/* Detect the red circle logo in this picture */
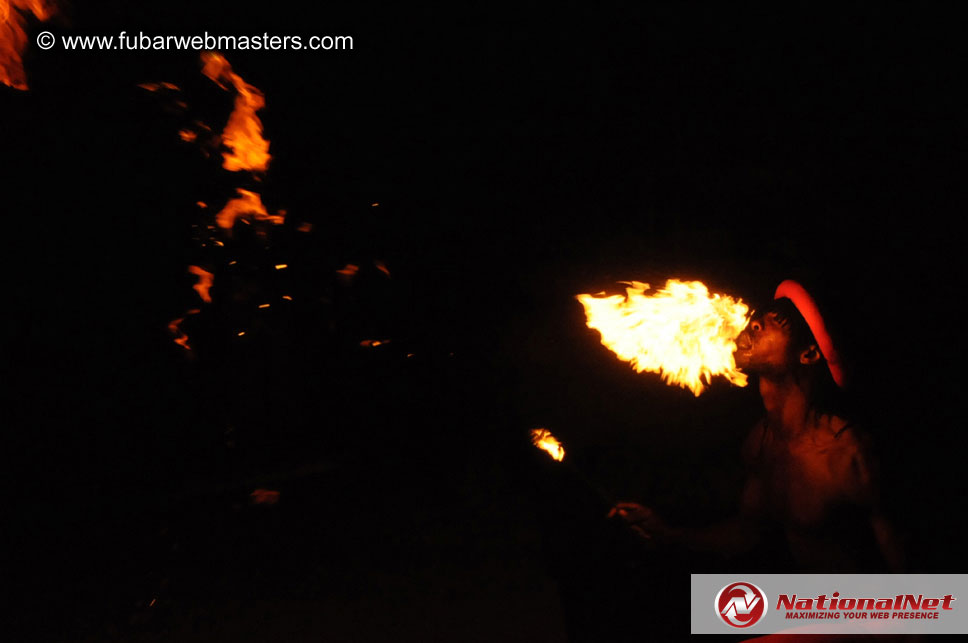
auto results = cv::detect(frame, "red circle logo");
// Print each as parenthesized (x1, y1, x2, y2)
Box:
(715, 582, 768, 628)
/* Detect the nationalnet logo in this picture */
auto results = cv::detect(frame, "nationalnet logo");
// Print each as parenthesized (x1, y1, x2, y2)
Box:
(716, 582, 768, 628)
(694, 575, 966, 635)
(776, 591, 955, 621)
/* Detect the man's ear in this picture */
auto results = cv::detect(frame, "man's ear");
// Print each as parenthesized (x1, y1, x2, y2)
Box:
(799, 344, 822, 365)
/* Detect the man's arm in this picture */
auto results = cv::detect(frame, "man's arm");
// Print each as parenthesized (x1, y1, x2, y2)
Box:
(611, 421, 767, 556)
(611, 475, 763, 556)
(849, 440, 906, 572)
(671, 472, 764, 556)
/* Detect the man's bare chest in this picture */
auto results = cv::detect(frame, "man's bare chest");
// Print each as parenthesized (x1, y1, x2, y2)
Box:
(759, 435, 857, 526)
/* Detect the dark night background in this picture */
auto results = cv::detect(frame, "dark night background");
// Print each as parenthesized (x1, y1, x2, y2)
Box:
(5, 3, 964, 641)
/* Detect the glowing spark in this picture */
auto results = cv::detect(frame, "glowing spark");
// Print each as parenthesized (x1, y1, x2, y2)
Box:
(138, 81, 179, 93)
(274, 263, 288, 270)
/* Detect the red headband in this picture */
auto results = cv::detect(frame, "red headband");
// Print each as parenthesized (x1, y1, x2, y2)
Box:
(774, 280, 846, 388)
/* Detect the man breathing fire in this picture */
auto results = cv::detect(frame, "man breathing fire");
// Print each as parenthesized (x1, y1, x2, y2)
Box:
(610, 280, 904, 572)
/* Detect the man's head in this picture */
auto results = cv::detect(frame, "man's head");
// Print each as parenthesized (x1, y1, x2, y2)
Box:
(734, 278, 847, 407)
(734, 297, 823, 378)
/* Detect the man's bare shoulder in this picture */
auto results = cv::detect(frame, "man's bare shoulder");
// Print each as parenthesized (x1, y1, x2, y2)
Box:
(822, 415, 874, 455)
(819, 416, 880, 502)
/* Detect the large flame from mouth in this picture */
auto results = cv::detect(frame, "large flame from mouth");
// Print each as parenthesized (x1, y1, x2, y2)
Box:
(1, 0, 53, 90)
(577, 279, 750, 396)
(531, 428, 565, 462)
(201, 51, 271, 173)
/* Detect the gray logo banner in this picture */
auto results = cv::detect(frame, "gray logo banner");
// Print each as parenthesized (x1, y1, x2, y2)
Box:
(692, 574, 968, 635)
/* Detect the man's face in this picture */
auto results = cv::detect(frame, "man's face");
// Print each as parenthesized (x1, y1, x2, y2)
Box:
(734, 309, 800, 375)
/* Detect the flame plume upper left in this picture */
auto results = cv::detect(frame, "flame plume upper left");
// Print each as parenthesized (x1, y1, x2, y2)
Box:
(1, 0, 53, 90)
(201, 52, 271, 173)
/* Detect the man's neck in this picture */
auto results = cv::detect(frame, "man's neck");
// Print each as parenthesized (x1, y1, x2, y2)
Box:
(759, 373, 814, 437)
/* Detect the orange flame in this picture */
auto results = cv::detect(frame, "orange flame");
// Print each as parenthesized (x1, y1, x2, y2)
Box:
(164, 54, 284, 361)
(576, 279, 750, 396)
(215, 188, 284, 229)
(138, 81, 180, 92)
(168, 309, 200, 350)
(200, 52, 271, 173)
(188, 265, 213, 303)
(531, 428, 565, 461)
(1, 0, 53, 90)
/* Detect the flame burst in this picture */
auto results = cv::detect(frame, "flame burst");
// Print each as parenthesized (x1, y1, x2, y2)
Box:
(215, 188, 284, 229)
(151, 53, 287, 355)
(168, 309, 200, 350)
(1, 0, 53, 90)
(531, 428, 565, 462)
(577, 279, 750, 396)
(188, 265, 214, 303)
(201, 52, 270, 173)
